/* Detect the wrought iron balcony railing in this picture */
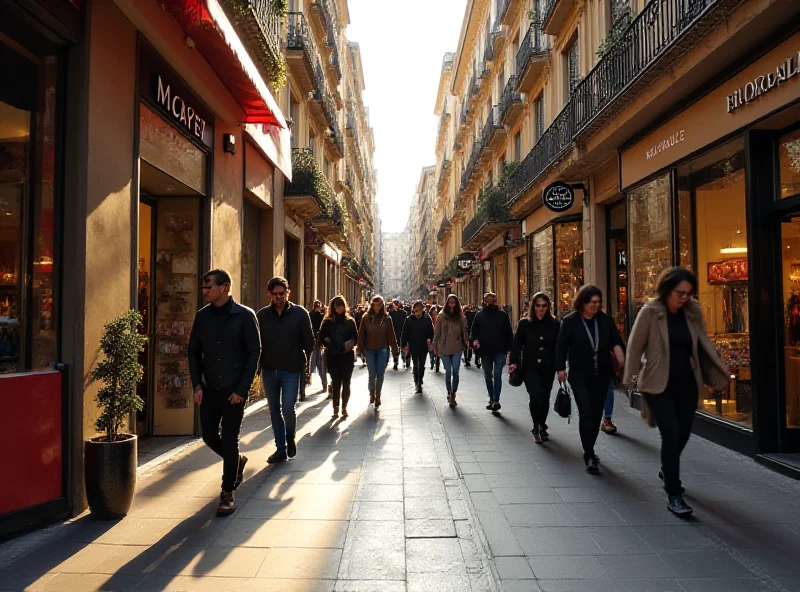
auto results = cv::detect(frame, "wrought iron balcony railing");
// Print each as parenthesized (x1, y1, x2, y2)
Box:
(437, 216, 452, 242)
(462, 186, 516, 249)
(480, 106, 502, 149)
(460, 141, 482, 192)
(437, 159, 451, 192)
(287, 12, 317, 55)
(499, 75, 521, 122)
(516, 20, 547, 77)
(221, 0, 283, 86)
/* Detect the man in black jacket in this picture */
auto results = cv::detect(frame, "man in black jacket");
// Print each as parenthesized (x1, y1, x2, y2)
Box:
(308, 300, 328, 393)
(388, 300, 408, 371)
(189, 269, 261, 516)
(470, 292, 514, 411)
(401, 301, 434, 393)
(464, 304, 477, 367)
(256, 277, 314, 464)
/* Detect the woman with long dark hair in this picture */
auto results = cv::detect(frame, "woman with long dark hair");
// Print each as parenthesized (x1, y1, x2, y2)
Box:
(624, 267, 729, 516)
(317, 295, 357, 419)
(509, 292, 561, 443)
(357, 295, 399, 410)
(556, 285, 625, 474)
(435, 294, 469, 408)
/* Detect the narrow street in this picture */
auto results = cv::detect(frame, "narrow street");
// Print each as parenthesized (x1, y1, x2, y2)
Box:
(2, 362, 800, 591)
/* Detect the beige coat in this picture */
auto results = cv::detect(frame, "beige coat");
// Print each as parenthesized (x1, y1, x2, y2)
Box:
(624, 298, 730, 396)
(434, 313, 468, 356)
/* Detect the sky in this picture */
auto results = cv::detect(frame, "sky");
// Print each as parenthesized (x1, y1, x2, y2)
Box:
(347, 0, 468, 233)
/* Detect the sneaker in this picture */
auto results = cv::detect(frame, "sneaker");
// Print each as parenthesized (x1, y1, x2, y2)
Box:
(492, 402, 501, 411)
(667, 494, 693, 516)
(369, 393, 376, 405)
(287, 439, 297, 459)
(585, 456, 600, 474)
(332, 407, 339, 418)
(601, 418, 618, 435)
(267, 449, 288, 464)
(216, 491, 236, 516)
(532, 426, 543, 444)
(234, 455, 248, 490)
(449, 393, 457, 408)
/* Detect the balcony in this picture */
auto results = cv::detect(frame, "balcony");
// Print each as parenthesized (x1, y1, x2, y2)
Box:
(516, 21, 549, 93)
(308, 0, 335, 51)
(497, 0, 520, 26)
(499, 76, 523, 127)
(460, 142, 482, 192)
(462, 186, 517, 251)
(309, 75, 342, 158)
(541, 0, 579, 36)
(437, 159, 451, 194)
(480, 35, 495, 79)
(286, 12, 321, 96)
(284, 148, 327, 220)
(481, 106, 506, 154)
(437, 216, 451, 243)
(436, 109, 451, 153)
(220, 0, 284, 88)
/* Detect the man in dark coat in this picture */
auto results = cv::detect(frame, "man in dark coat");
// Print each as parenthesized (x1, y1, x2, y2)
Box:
(401, 301, 434, 393)
(470, 292, 514, 411)
(388, 299, 409, 371)
(464, 304, 477, 367)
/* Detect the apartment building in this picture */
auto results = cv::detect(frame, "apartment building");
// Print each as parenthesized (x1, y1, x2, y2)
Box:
(380, 229, 413, 300)
(408, 166, 438, 300)
(430, 0, 800, 465)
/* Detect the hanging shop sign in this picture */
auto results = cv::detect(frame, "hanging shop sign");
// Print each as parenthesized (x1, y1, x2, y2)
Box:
(457, 252, 477, 270)
(436, 279, 451, 288)
(542, 182, 575, 212)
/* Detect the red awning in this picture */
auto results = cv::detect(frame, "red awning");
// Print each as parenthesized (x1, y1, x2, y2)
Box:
(160, 0, 286, 128)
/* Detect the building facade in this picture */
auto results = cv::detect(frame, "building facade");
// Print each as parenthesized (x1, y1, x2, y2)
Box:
(429, 0, 800, 465)
(380, 228, 413, 300)
(0, 0, 377, 537)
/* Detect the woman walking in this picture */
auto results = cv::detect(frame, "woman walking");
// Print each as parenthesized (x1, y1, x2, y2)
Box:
(401, 301, 434, 393)
(556, 285, 625, 474)
(429, 305, 441, 372)
(509, 292, 561, 443)
(435, 295, 469, 408)
(317, 296, 358, 419)
(357, 295, 399, 410)
(624, 267, 729, 516)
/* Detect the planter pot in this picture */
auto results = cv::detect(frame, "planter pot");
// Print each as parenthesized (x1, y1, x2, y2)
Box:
(84, 434, 137, 519)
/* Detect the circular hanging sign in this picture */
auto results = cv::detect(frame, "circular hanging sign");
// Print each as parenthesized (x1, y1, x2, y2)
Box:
(542, 181, 575, 212)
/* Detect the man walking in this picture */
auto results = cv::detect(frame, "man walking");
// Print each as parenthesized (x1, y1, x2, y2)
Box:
(401, 300, 434, 393)
(189, 269, 261, 516)
(257, 277, 314, 463)
(309, 300, 328, 395)
(470, 292, 513, 411)
(389, 299, 408, 371)
(464, 304, 477, 368)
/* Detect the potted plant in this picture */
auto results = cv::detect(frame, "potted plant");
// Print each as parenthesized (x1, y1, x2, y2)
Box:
(84, 310, 147, 519)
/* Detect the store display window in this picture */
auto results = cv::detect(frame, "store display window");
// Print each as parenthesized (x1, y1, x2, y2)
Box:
(554, 223, 584, 318)
(677, 137, 751, 427)
(781, 219, 800, 428)
(530, 228, 554, 306)
(778, 128, 800, 199)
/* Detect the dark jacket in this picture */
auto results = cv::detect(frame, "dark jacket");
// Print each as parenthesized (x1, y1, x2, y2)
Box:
(316, 314, 358, 357)
(357, 314, 399, 353)
(354, 309, 364, 329)
(401, 313, 434, 355)
(256, 301, 314, 373)
(470, 306, 513, 357)
(309, 309, 324, 337)
(555, 310, 624, 378)
(465, 310, 477, 332)
(188, 299, 261, 397)
(510, 316, 561, 373)
(389, 308, 407, 339)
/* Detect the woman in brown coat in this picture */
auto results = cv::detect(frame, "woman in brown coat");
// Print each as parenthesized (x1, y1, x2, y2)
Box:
(357, 295, 399, 409)
(624, 267, 729, 517)
(434, 295, 469, 408)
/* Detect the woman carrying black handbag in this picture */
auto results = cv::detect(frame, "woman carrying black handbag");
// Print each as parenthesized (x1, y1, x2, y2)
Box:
(556, 285, 625, 474)
(509, 293, 561, 444)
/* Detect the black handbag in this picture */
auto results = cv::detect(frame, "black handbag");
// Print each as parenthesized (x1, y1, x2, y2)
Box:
(508, 365, 523, 387)
(553, 381, 572, 422)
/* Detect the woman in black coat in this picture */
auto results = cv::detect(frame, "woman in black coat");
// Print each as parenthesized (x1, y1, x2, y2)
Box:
(509, 292, 561, 444)
(556, 285, 625, 474)
(317, 295, 358, 419)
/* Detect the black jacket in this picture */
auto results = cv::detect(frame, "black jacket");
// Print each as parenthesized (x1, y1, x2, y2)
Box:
(555, 310, 624, 378)
(188, 299, 261, 397)
(470, 306, 513, 357)
(389, 308, 407, 339)
(316, 314, 358, 357)
(510, 316, 561, 373)
(465, 310, 477, 332)
(309, 309, 324, 337)
(401, 313, 434, 355)
(354, 310, 364, 329)
(256, 301, 314, 373)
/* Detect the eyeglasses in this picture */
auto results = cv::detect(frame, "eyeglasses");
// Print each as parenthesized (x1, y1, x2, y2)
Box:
(673, 289, 691, 298)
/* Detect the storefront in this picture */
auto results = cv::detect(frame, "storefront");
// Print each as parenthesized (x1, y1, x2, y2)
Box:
(619, 28, 800, 462)
(527, 220, 584, 319)
(606, 200, 629, 340)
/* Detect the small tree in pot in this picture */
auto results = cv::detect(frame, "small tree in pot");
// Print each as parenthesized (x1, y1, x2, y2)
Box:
(84, 310, 147, 519)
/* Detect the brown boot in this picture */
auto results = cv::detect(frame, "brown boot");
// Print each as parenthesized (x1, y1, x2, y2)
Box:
(217, 491, 236, 516)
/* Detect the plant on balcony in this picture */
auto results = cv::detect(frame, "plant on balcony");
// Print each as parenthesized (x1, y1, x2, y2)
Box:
(287, 148, 333, 207)
(476, 161, 520, 222)
(597, 10, 632, 58)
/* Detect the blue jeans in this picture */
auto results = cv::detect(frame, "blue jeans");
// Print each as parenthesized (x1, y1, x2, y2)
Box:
(365, 348, 388, 396)
(262, 369, 300, 451)
(481, 353, 507, 402)
(604, 384, 615, 419)
(441, 353, 462, 394)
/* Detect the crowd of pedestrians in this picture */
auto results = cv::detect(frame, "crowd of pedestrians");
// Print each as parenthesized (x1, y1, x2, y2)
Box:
(188, 265, 728, 519)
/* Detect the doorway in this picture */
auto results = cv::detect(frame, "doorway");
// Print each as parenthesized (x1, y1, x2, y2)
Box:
(607, 201, 628, 340)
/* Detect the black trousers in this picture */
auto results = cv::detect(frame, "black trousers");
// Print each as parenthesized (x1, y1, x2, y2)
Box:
(200, 387, 245, 492)
(411, 351, 427, 386)
(464, 347, 473, 363)
(524, 368, 555, 427)
(393, 348, 410, 367)
(569, 373, 609, 461)
(327, 352, 355, 409)
(643, 378, 698, 496)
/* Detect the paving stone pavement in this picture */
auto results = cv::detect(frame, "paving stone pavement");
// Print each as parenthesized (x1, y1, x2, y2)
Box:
(4, 360, 800, 591)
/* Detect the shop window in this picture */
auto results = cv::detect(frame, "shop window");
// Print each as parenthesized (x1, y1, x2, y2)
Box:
(677, 137, 751, 427)
(554, 223, 584, 318)
(628, 174, 671, 316)
(782, 218, 800, 428)
(241, 200, 261, 310)
(778, 129, 800, 199)
(531, 227, 554, 307)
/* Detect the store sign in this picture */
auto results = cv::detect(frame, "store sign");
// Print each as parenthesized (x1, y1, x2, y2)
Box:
(726, 51, 800, 113)
(156, 76, 207, 142)
(617, 248, 627, 269)
(542, 182, 575, 212)
(457, 252, 477, 270)
(645, 129, 685, 160)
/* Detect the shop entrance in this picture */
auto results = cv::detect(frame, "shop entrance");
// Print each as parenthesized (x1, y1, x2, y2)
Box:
(606, 201, 628, 340)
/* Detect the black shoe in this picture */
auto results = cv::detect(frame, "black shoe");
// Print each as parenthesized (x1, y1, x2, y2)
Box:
(393, 363, 398, 371)
(234, 455, 248, 489)
(486, 401, 494, 410)
(287, 439, 297, 459)
(492, 402, 501, 411)
(267, 449, 287, 464)
(465, 361, 471, 367)
(540, 427, 549, 442)
(667, 494, 693, 516)
(585, 456, 600, 474)
(299, 393, 306, 401)
(476, 363, 481, 369)
(216, 491, 236, 516)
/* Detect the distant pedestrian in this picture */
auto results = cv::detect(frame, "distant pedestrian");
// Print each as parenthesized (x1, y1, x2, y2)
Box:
(429, 305, 441, 372)
(317, 295, 358, 419)
(556, 285, 625, 474)
(389, 299, 408, 371)
(401, 300, 434, 393)
(309, 300, 329, 395)
(435, 294, 468, 408)
(353, 305, 366, 366)
(188, 269, 261, 516)
(509, 292, 560, 443)
(357, 295, 399, 410)
(464, 304, 477, 367)
(470, 292, 513, 411)
(624, 267, 729, 516)
(257, 277, 314, 464)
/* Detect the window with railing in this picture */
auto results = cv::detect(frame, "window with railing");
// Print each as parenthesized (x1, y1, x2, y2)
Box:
(566, 34, 580, 96)
(534, 96, 544, 141)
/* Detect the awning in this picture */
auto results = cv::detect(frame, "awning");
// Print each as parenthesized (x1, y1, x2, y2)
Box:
(161, 0, 286, 128)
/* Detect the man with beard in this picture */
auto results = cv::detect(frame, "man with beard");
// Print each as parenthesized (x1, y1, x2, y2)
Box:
(470, 292, 514, 412)
(388, 299, 408, 371)
(401, 300, 434, 393)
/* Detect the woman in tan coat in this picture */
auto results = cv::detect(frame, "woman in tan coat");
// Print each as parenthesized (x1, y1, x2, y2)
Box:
(435, 295, 468, 408)
(624, 267, 729, 517)
(357, 295, 399, 410)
